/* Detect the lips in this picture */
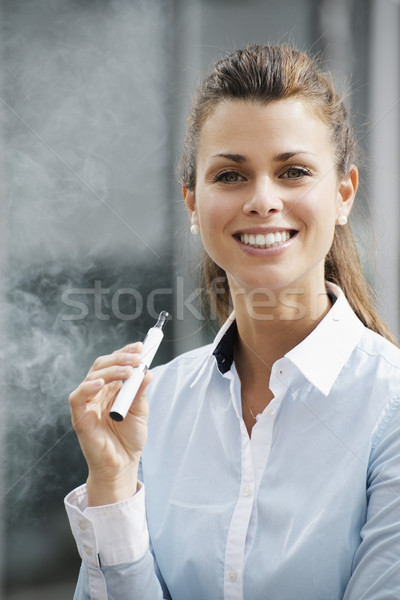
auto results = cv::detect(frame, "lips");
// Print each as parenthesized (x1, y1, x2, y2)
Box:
(235, 229, 295, 249)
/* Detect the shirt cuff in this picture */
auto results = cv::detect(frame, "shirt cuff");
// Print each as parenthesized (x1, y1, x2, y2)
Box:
(64, 481, 149, 567)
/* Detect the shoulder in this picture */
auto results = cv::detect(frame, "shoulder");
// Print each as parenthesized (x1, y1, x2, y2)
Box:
(148, 343, 213, 396)
(357, 332, 400, 457)
(356, 328, 400, 372)
(352, 329, 400, 408)
(153, 343, 213, 374)
(144, 343, 215, 437)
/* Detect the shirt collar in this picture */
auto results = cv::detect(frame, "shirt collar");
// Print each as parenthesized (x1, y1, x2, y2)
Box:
(190, 282, 365, 395)
(190, 311, 237, 387)
(285, 282, 365, 395)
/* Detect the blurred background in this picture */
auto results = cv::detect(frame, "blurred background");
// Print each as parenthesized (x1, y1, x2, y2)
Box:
(0, 0, 398, 597)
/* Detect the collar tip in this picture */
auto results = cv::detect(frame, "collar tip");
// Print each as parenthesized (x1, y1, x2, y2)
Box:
(317, 383, 333, 396)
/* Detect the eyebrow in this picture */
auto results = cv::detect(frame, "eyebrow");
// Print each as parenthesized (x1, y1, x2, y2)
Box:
(213, 151, 315, 163)
(275, 151, 315, 161)
(212, 153, 247, 163)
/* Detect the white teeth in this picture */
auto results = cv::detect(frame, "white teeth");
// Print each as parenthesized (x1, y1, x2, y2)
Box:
(255, 234, 265, 245)
(239, 230, 292, 248)
(265, 232, 275, 245)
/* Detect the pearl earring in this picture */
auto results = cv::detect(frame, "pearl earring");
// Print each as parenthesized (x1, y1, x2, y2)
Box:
(190, 224, 199, 235)
(337, 215, 348, 226)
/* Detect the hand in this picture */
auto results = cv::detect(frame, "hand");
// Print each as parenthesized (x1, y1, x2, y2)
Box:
(68, 342, 153, 506)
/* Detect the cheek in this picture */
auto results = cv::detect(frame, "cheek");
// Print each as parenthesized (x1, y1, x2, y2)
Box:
(197, 190, 232, 228)
(297, 187, 338, 226)
(196, 198, 232, 261)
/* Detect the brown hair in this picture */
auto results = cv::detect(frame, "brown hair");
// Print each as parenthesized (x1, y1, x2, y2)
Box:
(178, 44, 397, 344)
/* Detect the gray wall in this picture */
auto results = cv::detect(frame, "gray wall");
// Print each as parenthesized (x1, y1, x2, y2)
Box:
(0, 1, 176, 597)
(369, 0, 400, 336)
(0, 0, 397, 597)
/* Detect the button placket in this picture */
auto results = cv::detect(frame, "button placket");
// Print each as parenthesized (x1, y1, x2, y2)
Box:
(243, 484, 251, 497)
(223, 372, 256, 599)
(79, 519, 88, 531)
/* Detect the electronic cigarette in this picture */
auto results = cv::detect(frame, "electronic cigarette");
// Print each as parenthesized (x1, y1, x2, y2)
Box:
(109, 311, 170, 421)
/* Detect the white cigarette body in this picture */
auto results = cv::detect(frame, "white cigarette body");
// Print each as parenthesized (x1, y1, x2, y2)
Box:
(109, 311, 169, 421)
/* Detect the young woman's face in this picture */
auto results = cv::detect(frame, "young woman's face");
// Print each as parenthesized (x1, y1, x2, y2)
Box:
(185, 99, 356, 297)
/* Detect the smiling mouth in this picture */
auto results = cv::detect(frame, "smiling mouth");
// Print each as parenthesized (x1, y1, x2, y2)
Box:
(235, 230, 295, 249)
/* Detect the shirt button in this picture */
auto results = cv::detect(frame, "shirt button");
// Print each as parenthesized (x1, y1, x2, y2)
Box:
(229, 570, 238, 582)
(243, 485, 251, 497)
(278, 368, 285, 376)
(79, 520, 88, 531)
(267, 408, 276, 416)
(83, 545, 92, 556)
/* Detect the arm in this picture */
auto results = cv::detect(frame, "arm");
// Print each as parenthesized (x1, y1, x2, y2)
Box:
(343, 398, 400, 599)
(65, 483, 170, 599)
(72, 555, 164, 600)
(66, 343, 169, 599)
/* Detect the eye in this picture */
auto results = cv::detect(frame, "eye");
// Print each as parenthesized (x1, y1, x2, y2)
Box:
(281, 166, 311, 179)
(214, 170, 245, 183)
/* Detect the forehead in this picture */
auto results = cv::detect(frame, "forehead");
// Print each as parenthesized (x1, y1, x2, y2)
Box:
(197, 98, 333, 160)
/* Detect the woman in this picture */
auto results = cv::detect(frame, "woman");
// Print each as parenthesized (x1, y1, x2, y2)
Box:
(65, 45, 400, 599)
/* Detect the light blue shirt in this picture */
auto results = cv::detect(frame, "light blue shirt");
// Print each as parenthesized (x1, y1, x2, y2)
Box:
(66, 283, 400, 599)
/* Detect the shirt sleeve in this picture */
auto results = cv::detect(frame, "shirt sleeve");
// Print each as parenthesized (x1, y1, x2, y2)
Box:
(343, 398, 400, 599)
(64, 482, 166, 599)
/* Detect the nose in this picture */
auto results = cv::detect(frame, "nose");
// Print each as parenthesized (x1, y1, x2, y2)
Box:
(242, 177, 283, 217)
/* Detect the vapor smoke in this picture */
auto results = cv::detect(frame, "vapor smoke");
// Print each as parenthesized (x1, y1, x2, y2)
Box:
(0, 0, 178, 591)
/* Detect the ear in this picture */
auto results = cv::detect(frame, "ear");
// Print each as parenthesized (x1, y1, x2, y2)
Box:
(182, 184, 196, 220)
(337, 166, 358, 219)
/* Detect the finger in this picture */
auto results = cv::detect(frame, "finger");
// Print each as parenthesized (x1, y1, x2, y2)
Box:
(111, 351, 143, 367)
(88, 351, 142, 375)
(117, 341, 144, 354)
(126, 370, 154, 418)
(135, 369, 154, 397)
(69, 379, 105, 425)
(86, 365, 136, 385)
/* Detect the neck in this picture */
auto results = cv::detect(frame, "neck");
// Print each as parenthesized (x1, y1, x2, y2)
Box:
(231, 280, 332, 384)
